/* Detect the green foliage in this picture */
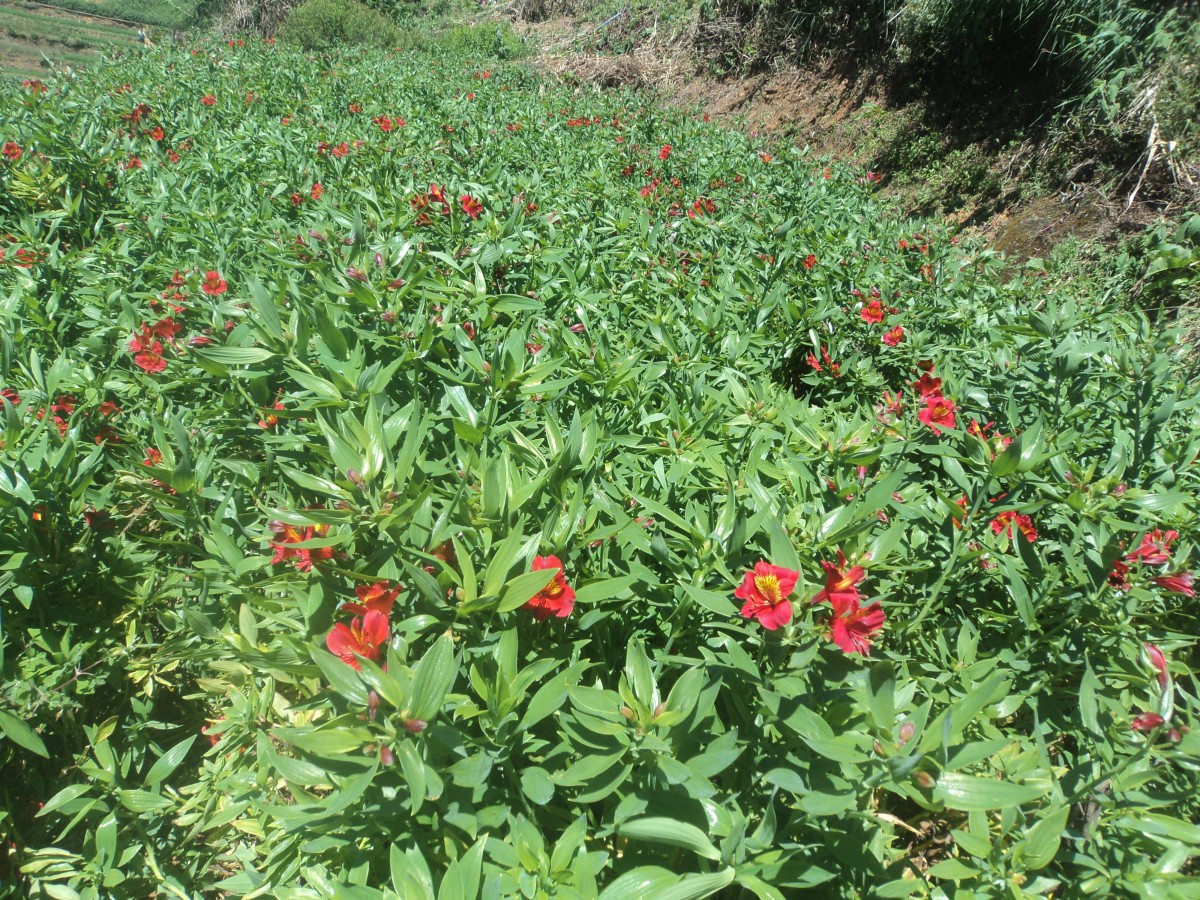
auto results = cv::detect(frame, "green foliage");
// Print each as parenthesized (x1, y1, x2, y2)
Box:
(277, 0, 402, 50)
(0, 35, 1198, 899)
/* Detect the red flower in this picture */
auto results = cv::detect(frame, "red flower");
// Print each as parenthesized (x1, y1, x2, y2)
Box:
(374, 114, 393, 132)
(460, 195, 483, 219)
(1130, 712, 1165, 732)
(134, 340, 167, 373)
(343, 581, 400, 617)
(1153, 571, 1194, 596)
(331, 142, 349, 158)
(860, 299, 884, 324)
(290, 192, 303, 206)
(759, 153, 772, 163)
(99, 401, 120, 417)
(811, 549, 866, 610)
(882, 325, 905, 346)
(524, 555, 575, 620)
(918, 394, 956, 434)
(735, 562, 799, 630)
(326, 611, 389, 670)
(201, 94, 216, 106)
(348, 102, 363, 114)
(659, 145, 671, 160)
(201, 270, 227, 295)
(258, 398, 285, 429)
(2, 142, 21, 162)
(148, 125, 164, 141)
(310, 183, 323, 200)
(269, 522, 335, 572)
(802, 254, 817, 270)
(990, 511, 1037, 543)
(1125, 529, 1178, 566)
(1144, 643, 1169, 689)
(1108, 559, 1132, 591)
(124, 156, 142, 170)
(913, 372, 942, 400)
(1, 387, 20, 406)
(144, 447, 163, 466)
(828, 597, 886, 656)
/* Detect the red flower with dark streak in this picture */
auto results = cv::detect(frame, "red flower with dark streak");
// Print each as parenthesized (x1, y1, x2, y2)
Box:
(802, 254, 817, 270)
(1108, 560, 1131, 591)
(1153, 571, 1194, 596)
(735, 562, 799, 630)
(269, 522, 335, 572)
(918, 394, 957, 434)
(460, 195, 483, 219)
(201, 270, 227, 295)
(990, 511, 1037, 543)
(134, 340, 167, 373)
(659, 145, 671, 160)
(913, 372, 942, 400)
(882, 325, 905, 346)
(148, 125, 164, 141)
(524, 555, 575, 620)
(326, 611, 389, 670)
(343, 581, 400, 617)
(811, 550, 866, 610)
(2, 142, 21, 162)
(1125, 529, 1178, 566)
(860, 299, 884, 324)
(829, 596, 886, 656)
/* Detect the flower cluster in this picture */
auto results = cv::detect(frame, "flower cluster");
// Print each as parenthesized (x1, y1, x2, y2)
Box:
(736, 552, 886, 656)
(1109, 529, 1193, 596)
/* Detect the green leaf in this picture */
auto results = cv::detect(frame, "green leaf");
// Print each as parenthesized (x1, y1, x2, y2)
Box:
(1016, 805, 1069, 870)
(0, 709, 49, 758)
(496, 567, 557, 613)
(311, 646, 371, 706)
(144, 735, 197, 787)
(932, 773, 1048, 811)
(619, 817, 721, 860)
(409, 632, 458, 721)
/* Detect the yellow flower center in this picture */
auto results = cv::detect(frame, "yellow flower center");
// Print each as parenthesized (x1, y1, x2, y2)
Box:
(753, 574, 782, 604)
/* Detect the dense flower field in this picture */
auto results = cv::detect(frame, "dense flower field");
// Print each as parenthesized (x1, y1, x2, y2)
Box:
(1, 37, 1198, 898)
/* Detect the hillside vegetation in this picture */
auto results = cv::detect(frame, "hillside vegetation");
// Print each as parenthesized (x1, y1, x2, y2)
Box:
(0, 30, 1198, 898)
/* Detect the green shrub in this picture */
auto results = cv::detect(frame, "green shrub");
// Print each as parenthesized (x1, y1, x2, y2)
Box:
(277, 0, 402, 50)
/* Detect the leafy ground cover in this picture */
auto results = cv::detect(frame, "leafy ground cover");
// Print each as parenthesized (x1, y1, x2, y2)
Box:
(0, 35, 1198, 898)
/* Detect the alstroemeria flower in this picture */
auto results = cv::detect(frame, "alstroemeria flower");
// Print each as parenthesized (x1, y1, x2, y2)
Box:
(524, 555, 575, 620)
(269, 522, 335, 572)
(1153, 571, 1194, 596)
(918, 394, 956, 434)
(913, 372, 942, 400)
(460, 195, 483, 219)
(811, 550, 866, 610)
(1125, 529, 1178, 566)
(134, 340, 167, 373)
(736, 562, 800, 630)
(828, 596, 886, 656)
(882, 325, 905, 346)
(990, 511, 1038, 543)
(343, 580, 400, 617)
(326, 611, 389, 670)
(860, 299, 884, 324)
(201, 270, 227, 295)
